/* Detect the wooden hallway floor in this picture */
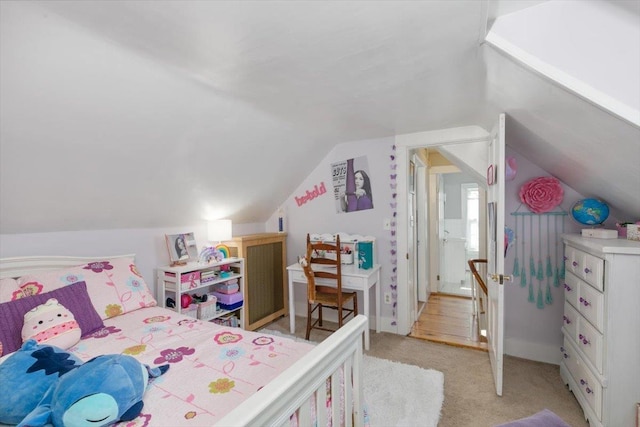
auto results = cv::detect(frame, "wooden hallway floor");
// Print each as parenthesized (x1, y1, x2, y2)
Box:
(409, 293, 488, 351)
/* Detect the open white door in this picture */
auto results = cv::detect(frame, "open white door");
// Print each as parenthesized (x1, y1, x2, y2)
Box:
(486, 113, 508, 396)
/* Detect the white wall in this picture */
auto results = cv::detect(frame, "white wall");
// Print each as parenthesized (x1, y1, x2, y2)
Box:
(503, 146, 584, 363)
(0, 222, 264, 297)
(267, 136, 396, 332)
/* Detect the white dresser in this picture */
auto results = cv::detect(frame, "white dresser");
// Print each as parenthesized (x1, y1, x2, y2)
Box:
(560, 234, 640, 427)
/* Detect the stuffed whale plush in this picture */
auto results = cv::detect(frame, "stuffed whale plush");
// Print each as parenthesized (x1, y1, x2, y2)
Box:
(18, 354, 169, 427)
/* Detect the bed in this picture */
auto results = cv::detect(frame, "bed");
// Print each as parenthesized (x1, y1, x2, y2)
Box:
(0, 254, 367, 427)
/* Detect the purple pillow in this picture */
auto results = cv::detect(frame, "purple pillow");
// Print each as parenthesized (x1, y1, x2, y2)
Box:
(0, 281, 104, 355)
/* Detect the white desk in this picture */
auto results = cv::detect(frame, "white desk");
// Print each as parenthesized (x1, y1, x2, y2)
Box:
(286, 262, 381, 350)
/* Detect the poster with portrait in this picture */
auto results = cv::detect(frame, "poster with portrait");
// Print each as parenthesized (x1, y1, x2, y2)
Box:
(165, 232, 198, 265)
(331, 156, 374, 214)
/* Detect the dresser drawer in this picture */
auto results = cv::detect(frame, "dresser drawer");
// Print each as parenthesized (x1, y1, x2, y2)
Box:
(565, 247, 604, 291)
(563, 272, 580, 309)
(577, 282, 604, 333)
(562, 302, 579, 340)
(562, 336, 603, 422)
(576, 317, 604, 374)
(581, 252, 604, 291)
(561, 335, 579, 381)
(575, 356, 603, 421)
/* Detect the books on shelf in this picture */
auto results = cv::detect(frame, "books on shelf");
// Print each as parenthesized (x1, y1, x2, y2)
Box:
(212, 313, 239, 327)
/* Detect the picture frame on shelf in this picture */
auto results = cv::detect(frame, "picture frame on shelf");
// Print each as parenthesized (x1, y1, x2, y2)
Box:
(165, 232, 198, 266)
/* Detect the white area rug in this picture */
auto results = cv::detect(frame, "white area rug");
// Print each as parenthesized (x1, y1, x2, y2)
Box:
(261, 329, 444, 427)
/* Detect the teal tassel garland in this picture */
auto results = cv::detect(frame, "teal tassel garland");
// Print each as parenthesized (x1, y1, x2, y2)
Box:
(530, 257, 536, 278)
(545, 282, 553, 305)
(536, 285, 544, 309)
(537, 260, 544, 281)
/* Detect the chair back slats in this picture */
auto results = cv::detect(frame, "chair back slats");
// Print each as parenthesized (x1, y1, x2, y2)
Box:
(303, 234, 358, 340)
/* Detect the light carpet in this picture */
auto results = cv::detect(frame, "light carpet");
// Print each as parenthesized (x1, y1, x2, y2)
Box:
(261, 329, 444, 427)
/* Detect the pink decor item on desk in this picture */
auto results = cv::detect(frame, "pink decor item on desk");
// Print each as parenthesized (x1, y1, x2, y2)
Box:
(519, 176, 564, 214)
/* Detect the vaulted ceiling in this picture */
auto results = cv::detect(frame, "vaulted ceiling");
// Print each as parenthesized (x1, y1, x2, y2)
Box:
(1, 1, 638, 234)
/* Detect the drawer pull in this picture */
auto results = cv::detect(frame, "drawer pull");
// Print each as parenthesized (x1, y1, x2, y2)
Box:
(564, 256, 568, 261)
(584, 267, 591, 274)
(579, 297, 591, 307)
(578, 334, 590, 345)
(572, 261, 579, 267)
(562, 315, 571, 324)
(563, 283, 572, 291)
(580, 380, 594, 394)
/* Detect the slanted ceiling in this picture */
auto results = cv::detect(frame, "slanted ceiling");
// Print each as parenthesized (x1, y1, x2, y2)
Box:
(0, 0, 638, 234)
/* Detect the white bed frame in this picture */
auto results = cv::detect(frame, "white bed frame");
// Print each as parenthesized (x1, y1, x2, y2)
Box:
(0, 255, 367, 427)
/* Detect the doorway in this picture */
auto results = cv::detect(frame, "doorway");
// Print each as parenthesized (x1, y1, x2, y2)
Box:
(408, 145, 488, 347)
(437, 173, 480, 297)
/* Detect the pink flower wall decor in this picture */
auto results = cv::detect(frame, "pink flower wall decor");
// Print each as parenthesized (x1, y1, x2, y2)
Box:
(519, 176, 564, 214)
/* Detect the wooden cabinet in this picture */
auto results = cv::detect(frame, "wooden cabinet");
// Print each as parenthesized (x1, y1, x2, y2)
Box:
(560, 234, 640, 427)
(157, 258, 245, 329)
(223, 233, 287, 331)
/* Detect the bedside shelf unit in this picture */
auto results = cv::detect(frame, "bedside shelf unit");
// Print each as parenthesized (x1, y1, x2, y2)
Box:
(157, 258, 245, 329)
(560, 234, 640, 427)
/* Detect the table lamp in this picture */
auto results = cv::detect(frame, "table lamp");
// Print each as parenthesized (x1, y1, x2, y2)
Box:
(208, 219, 232, 244)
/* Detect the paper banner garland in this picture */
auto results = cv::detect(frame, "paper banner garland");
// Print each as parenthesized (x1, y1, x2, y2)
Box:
(519, 176, 564, 214)
(388, 145, 398, 326)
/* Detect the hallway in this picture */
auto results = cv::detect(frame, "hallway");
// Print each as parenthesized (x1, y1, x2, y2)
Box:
(410, 293, 487, 351)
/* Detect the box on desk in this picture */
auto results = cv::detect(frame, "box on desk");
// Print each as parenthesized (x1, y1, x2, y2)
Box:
(357, 241, 373, 269)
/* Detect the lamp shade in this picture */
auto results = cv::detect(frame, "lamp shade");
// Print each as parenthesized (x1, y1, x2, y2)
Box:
(208, 219, 232, 242)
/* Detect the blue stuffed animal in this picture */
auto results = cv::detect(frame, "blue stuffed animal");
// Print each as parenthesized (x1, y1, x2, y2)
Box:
(16, 352, 169, 427)
(0, 340, 83, 424)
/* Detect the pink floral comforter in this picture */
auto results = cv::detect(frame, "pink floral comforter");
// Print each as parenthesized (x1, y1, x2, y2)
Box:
(68, 306, 314, 426)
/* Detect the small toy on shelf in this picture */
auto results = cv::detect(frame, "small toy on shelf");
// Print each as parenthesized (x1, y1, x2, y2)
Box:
(198, 246, 224, 264)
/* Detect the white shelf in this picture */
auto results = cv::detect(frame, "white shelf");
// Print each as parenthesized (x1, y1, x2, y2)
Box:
(157, 257, 245, 329)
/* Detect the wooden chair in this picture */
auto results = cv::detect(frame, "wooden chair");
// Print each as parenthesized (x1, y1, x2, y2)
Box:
(302, 234, 358, 340)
